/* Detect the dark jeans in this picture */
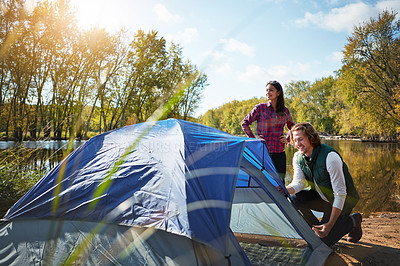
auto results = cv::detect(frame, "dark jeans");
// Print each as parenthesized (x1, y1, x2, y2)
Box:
(269, 152, 286, 183)
(291, 190, 354, 246)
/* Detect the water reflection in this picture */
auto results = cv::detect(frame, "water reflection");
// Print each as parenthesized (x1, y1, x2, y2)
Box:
(0, 140, 85, 172)
(285, 140, 400, 216)
(0, 141, 85, 216)
(0, 140, 85, 150)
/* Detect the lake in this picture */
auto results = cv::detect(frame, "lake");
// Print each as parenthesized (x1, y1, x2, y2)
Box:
(1, 139, 399, 216)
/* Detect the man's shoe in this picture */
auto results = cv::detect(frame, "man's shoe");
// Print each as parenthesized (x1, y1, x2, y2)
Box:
(347, 212, 362, 243)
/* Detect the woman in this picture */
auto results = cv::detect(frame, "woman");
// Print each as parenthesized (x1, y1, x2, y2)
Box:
(241, 80, 295, 183)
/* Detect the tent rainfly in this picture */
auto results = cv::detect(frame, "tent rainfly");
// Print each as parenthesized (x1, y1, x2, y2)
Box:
(0, 119, 332, 265)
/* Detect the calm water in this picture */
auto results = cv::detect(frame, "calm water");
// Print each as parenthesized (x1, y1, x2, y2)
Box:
(0, 140, 85, 172)
(1, 139, 399, 216)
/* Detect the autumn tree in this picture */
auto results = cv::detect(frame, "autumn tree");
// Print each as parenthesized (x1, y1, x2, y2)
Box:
(0, 0, 34, 140)
(340, 9, 400, 138)
(200, 97, 263, 135)
(0, 1, 207, 140)
(101, 31, 207, 130)
(284, 80, 311, 126)
(285, 77, 341, 134)
(82, 28, 127, 138)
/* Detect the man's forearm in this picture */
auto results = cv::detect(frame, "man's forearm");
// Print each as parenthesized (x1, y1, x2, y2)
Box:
(326, 207, 342, 231)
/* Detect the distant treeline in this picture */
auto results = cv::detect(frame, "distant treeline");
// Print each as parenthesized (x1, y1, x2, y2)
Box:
(201, 10, 400, 141)
(0, 0, 207, 141)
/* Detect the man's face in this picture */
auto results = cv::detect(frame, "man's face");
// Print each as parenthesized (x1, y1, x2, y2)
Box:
(292, 130, 313, 157)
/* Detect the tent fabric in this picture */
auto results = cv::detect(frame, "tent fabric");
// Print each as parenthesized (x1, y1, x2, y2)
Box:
(0, 219, 248, 266)
(1, 119, 332, 265)
(231, 187, 301, 239)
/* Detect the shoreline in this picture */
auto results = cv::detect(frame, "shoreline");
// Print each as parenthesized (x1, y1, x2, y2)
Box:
(320, 135, 400, 143)
(326, 212, 400, 265)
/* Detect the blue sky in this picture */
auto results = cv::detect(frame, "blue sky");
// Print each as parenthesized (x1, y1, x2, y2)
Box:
(68, 0, 400, 117)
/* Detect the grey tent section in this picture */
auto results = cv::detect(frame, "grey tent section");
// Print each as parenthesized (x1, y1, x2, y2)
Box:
(231, 153, 333, 265)
(0, 220, 246, 265)
(0, 119, 332, 265)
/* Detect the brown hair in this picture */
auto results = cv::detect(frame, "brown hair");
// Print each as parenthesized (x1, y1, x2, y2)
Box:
(290, 122, 321, 147)
(266, 80, 285, 114)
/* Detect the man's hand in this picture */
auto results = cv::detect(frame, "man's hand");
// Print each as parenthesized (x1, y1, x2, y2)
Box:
(277, 185, 286, 196)
(312, 223, 333, 238)
(312, 207, 341, 238)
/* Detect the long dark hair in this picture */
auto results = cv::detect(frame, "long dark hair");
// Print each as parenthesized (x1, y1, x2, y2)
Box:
(266, 80, 285, 114)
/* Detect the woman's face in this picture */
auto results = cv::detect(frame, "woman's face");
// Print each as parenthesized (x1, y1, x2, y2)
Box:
(266, 84, 280, 102)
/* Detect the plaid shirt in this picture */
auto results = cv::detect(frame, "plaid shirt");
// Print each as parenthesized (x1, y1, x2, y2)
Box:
(241, 102, 295, 153)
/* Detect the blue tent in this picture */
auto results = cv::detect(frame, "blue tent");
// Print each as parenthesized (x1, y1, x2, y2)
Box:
(0, 119, 332, 265)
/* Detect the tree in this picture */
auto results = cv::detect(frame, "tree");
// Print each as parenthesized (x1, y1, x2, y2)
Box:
(283, 77, 342, 134)
(82, 28, 127, 138)
(0, 1, 207, 140)
(340, 9, 400, 138)
(0, 0, 33, 140)
(285, 80, 311, 124)
(200, 97, 263, 135)
(171, 65, 207, 120)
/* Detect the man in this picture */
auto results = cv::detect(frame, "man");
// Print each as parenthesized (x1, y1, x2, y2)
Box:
(285, 122, 362, 246)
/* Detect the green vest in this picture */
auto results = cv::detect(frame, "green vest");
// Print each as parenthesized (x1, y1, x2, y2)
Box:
(297, 144, 359, 215)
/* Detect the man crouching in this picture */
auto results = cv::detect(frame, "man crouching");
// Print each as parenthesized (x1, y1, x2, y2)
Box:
(285, 122, 362, 246)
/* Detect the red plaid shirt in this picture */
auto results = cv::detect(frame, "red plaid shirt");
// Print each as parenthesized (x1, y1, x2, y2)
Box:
(241, 102, 295, 153)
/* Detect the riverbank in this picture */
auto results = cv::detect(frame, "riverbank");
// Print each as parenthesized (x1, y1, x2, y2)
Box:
(320, 134, 400, 143)
(327, 212, 400, 265)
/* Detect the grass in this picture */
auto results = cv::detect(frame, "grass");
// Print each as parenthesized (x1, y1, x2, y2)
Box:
(0, 147, 55, 217)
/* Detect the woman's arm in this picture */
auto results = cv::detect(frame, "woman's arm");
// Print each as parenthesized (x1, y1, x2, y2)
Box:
(241, 105, 260, 138)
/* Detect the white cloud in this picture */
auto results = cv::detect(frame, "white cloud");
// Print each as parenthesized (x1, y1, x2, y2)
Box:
(376, 0, 400, 12)
(266, 64, 298, 83)
(327, 51, 343, 62)
(238, 65, 266, 84)
(204, 50, 233, 75)
(295, 1, 400, 33)
(165, 28, 198, 45)
(296, 2, 374, 32)
(154, 4, 181, 22)
(237, 62, 312, 86)
(265, 62, 312, 85)
(220, 38, 255, 57)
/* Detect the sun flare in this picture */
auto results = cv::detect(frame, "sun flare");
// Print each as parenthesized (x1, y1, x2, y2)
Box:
(69, 0, 126, 31)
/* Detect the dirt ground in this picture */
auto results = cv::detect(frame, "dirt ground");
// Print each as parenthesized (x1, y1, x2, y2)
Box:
(237, 212, 400, 265)
(326, 212, 400, 265)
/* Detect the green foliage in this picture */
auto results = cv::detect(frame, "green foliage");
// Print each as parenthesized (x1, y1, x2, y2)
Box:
(202, 72, 399, 140)
(200, 97, 263, 135)
(0, 148, 48, 214)
(0, 0, 207, 140)
(285, 77, 341, 134)
(339, 9, 400, 138)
